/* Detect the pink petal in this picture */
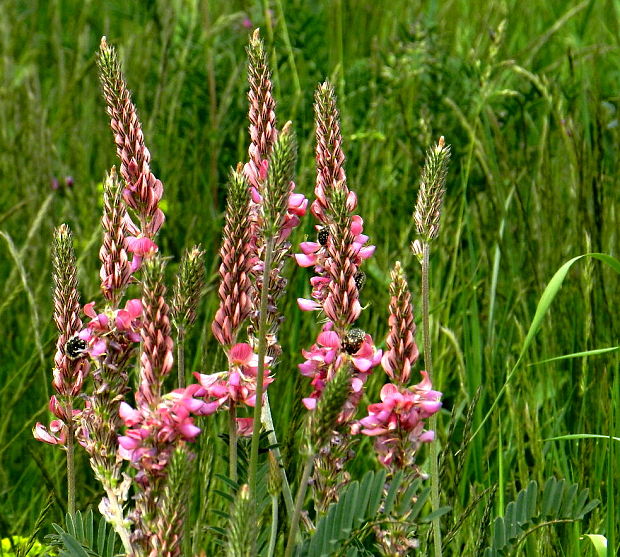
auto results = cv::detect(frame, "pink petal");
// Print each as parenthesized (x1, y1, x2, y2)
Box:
(351, 215, 363, 235)
(420, 430, 435, 442)
(90, 339, 107, 357)
(317, 330, 340, 348)
(359, 245, 376, 259)
(299, 242, 320, 254)
(294, 253, 317, 267)
(118, 435, 141, 450)
(84, 302, 97, 318)
(297, 298, 321, 311)
(230, 343, 253, 365)
(125, 298, 142, 317)
(179, 422, 201, 439)
(302, 397, 317, 410)
(236, 418, 254, 437)
(33, 423, 59, 445)
(119, 402, 142, 426)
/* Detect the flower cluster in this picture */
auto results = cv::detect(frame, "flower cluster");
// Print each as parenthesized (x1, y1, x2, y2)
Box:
(299, 324, 381, 422)
(357, 374, 441, 468)
(77, 299, 143, 357)
(33, 225, 88, 447)
(296, 81, 380, 421)
(296, 214, 374, 313)
(193, 343, 274, 434)
(117, 386, 211, 485)
(357, 262, 442, 470)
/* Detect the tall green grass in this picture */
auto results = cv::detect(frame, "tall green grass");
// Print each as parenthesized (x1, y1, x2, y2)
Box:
(0, 0, 618, 554)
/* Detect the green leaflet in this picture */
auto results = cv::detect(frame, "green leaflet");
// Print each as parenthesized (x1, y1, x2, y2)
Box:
(482, 478, 599, 556)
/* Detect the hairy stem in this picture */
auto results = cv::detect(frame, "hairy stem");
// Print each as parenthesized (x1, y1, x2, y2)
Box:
(284, 454, 314, 557)
(229, 403, 238, 483)
(177, 327, 186, 388)
(105, 486, 135, 556)
(422, 241, 442, 557)
(66, 421, 76, 516)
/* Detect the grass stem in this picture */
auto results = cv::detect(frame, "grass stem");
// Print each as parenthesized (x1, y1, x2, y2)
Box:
(248, 236, 276, 541)
(422, 241, 442, 557)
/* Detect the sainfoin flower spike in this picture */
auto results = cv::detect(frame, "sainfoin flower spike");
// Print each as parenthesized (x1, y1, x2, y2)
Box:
(294, 81, 381, 513)
(211, 169, 254, 348)
(97, 36, 165, 241)
(357, 261, 441, 470)
(99, 167, 133, 303)
(34, 224, 88, 447)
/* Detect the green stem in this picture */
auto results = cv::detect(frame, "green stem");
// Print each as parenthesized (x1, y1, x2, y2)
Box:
(177, 326, 186, 388)
(229, 403, 238, 483)
(267, 494, 279, 557)
(248, 236, 275, 512)
(262, 394, 294, 517)
(422, 241, 442, 557)
(66, 421, 76, 516)
(284, 454, 314, 557)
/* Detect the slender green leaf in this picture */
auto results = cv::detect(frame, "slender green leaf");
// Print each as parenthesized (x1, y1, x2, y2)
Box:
(582, 534, 607, 557)
(529, 346, 619, 366)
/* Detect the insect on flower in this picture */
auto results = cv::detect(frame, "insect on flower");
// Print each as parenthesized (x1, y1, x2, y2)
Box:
(354, 270, 366, 291)
(64, 334, 87, 360)
(317, 226, 329, 246)
(342, 328, 366, 355)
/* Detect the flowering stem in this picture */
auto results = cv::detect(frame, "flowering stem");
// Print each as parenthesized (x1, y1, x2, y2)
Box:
(104, 485, 135, 556)
(248, 236, 275, 508)
(177, 326, 186, 388)
(284, 454, 314, 557)
(229, 403, 238, 483)
(267, 494, 279, 557)
(422, 241, 442, 557)
(66, 420, 76, 516)
(262, 395, 295, 517)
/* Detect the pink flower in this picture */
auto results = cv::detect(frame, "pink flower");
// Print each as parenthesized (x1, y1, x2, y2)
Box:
(33, 420, 67, 446)
(78, 300, 143, 357)
(118, 385, 209, 474)
(358, 375, 442, 468)
(299, 325, 381, 420)
(294, 218, 374, 315)
(236, 417, 254, 436)
(193, 343, 274, 409)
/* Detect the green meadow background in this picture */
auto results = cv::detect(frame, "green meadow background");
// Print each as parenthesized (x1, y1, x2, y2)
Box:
(0, 0, 618, 554)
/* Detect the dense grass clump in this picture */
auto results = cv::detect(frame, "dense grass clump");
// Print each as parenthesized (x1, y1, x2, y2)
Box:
(0, 1, 618, 555)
